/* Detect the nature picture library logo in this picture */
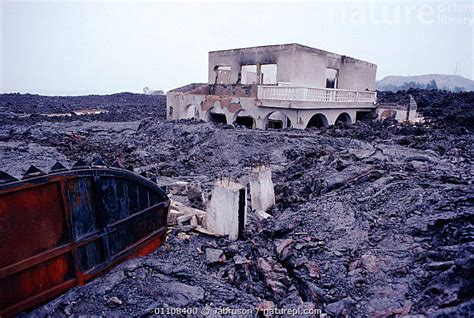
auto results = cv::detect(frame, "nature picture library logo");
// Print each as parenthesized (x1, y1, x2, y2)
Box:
(330, 1, 474, 25)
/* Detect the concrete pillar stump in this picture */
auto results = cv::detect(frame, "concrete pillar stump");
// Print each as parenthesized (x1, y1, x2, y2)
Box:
(249, 165, 275, 213)
(207, 180, 247, 241)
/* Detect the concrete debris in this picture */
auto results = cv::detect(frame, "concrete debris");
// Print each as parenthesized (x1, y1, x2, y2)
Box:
(194, 225, 222, 237)
(255, 209, 272, 220)
(169, 200, 206, 228)
(176, 214, 192, 225)
(176, 214, 199, 230)
(167, 210, 185, 226)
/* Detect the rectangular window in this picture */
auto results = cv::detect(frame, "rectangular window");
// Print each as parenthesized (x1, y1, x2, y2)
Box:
(325, 68, 338, 89)
(215, 65, 231, 84)
(261, 64, 277, 84)
(241, 65, 257, 84)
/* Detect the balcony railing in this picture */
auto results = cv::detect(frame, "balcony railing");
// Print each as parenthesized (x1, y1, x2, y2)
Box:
(258, 85, 377, 103)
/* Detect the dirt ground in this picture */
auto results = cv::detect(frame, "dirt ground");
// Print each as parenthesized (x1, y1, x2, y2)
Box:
(1, 90, 473, 317)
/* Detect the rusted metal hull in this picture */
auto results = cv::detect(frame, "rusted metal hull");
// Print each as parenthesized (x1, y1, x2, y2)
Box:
(0, 167, 170, 316)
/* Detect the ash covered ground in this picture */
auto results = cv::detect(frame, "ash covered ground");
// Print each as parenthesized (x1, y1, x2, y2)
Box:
(1, 90, 473, 317)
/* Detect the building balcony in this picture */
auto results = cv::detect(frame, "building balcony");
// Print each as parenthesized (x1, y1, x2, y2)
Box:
(257, 85, 377, 105)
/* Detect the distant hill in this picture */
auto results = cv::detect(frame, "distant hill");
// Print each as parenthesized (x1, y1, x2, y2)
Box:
(377, 74, 474, 92)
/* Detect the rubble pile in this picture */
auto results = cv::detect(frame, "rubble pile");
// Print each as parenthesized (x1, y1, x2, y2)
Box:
(0, 90, 472, 316)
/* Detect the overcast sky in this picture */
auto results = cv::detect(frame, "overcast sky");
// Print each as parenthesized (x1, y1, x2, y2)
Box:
(1, 0, 472, 95)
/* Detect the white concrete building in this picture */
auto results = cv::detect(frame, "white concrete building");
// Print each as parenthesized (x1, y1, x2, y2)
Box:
(166, 43, 378, 129)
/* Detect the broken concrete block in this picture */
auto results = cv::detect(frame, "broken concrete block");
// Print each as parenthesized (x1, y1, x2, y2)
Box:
(171, 200, 206, 218)
(176, 213, 198, 225)
(167, 210, 185, 225)
(190, 214, 198, 227)
(256, 210, 272, 220)
(250, 165, 275, 213)
(177, 214, 193, 226)
(194, 226, 221, 237)
(207, 179, 247, 241)
(169, 200, 206, 227)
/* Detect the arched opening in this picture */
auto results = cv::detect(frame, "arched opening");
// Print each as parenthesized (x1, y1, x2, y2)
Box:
(335, 112, 352, 126)
(233, 110, 255, 129)
(235, 116, 255, 128)
(306, 113, 329, 129)
(209, 108, 227, 124)
(356, 111, 373, 122)
(265, 111, 292, 129)
(209, 113, 227, 124)
(184, 104, 197, 119)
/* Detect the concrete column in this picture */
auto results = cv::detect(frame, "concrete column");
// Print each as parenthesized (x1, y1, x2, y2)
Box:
(326, 110, 339, 126)
(255, 116, 266, 130)
(292, 115, 307, 129)
(224, 108, 239, 125)
(408, 95, 418, 121)
(249, 165, 275, 213)
(207, 180, 247, 241)
(256, 64, 262, 84)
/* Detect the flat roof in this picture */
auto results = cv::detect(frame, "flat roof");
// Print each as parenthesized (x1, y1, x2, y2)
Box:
(209, 43, 376, 67)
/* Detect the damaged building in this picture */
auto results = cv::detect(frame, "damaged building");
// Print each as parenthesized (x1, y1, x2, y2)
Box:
(166, 43, 379, 129)
(377, 94, 420, 123)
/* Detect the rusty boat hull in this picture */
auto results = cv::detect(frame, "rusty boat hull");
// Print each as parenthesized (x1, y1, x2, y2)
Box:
(0, 164, 170, 316)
